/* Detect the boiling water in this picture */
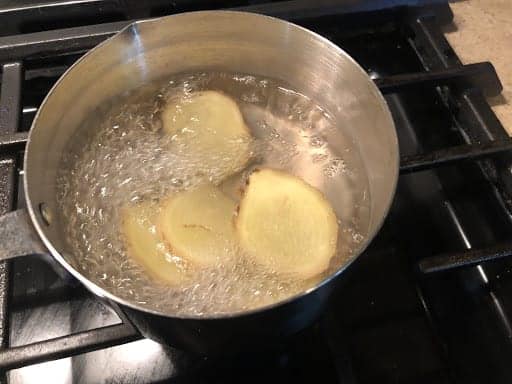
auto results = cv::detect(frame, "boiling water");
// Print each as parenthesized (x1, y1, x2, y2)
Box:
(57, 72, 370, 316)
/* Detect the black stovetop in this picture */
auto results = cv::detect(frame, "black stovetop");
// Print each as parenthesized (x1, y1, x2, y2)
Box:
(1, 1, 512, 383)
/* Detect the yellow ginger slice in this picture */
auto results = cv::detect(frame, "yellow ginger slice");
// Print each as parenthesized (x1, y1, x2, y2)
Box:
(122, 201, 187, 284)
(162, 90, 252, 177)
(236, 169, 338, 279)
(159, 184, 237, 267)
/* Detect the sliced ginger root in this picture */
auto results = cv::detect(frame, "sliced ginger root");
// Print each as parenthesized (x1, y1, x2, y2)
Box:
(121, 201, 187, 285)
(236, 168, 339, 279)
(159, 184, 237, 267)
(161, 90, 253, 177)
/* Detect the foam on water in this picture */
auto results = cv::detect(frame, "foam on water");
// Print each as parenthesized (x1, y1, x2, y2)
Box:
(56, 72, 370, 316)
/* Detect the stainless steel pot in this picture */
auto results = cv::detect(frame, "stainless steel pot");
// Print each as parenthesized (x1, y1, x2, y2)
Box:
(0, 11, 399, 353)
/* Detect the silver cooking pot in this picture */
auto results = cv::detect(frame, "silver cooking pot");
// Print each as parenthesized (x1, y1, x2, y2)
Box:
(0, 11, 398, 353)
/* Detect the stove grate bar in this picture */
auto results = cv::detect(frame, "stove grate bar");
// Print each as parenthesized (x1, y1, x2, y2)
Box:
(0, 1, 448, 63)
(0, 132, 28, 154)
(418, 242, 512, 274)
(0, 63, 23, 132)
(0, 323, 141, 372)
(374, 62, 502, 98)
(399, 140, 512, 174)
(0, 61, 23, 383)
(0, 20, 129, 62)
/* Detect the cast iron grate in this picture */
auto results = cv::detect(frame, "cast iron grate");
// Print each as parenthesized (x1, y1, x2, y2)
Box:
(0, 0, 511, 381)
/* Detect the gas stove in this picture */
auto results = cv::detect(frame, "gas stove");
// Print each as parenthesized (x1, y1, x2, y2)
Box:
(1, 1, 512, 383)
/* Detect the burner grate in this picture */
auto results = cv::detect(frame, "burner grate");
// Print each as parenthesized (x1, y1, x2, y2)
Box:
(0, 323, 140, 372)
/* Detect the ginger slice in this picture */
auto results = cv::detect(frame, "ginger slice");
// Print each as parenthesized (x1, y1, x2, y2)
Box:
(162, 91, 252, 177)
(236, 168, 338, 279)
(159, 184, 237, 267)
(121, 201, 187, 284)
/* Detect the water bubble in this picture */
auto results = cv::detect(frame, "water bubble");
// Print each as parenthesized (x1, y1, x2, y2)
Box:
(310, 136, 324, 147)
(269, 129, 280, 140)
(241, 93, 261, 103)
(352, 233, 364, 243)
(323, 157, 346, 177)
